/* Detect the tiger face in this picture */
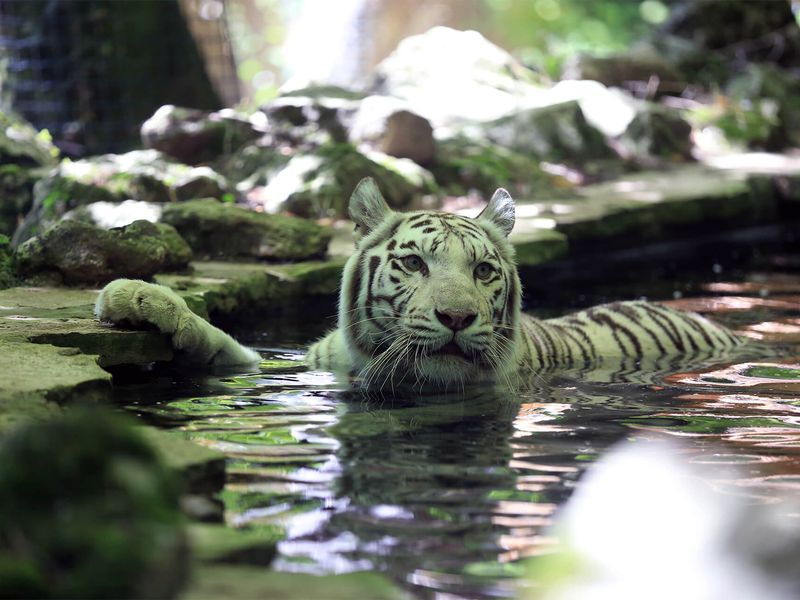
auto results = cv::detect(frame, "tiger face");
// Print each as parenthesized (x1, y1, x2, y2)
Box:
(339, 178, 521, 388)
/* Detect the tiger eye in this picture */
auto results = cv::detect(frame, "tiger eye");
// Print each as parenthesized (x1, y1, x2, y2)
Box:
(475, 262, 494, 280)
(402, 255, 425, 273)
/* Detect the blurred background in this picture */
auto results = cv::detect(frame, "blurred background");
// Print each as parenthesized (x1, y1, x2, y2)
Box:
(3, 0, 799, 156)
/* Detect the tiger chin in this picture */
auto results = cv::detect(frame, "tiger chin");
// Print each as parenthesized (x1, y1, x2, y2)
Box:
(96, 177, 745, 392)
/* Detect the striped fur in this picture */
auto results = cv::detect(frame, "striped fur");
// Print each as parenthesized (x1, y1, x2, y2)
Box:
(307, 178, 743, 390)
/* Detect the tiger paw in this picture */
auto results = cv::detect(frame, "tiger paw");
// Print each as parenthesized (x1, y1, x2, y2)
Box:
(94, 279, 189, 335)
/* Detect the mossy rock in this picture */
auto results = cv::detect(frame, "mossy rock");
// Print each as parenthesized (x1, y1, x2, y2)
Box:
(617, 103, 693, 163)
(0, 234, 15, 290)
(0, 409, 187, 599)
(431, 135, 567, 197)
(13, 150, 231, 245)
(0, 110, 59, 168)
(141, 105, 260, 165)
(483, 100, 614, 164)
(253, 143, 430, 217)
(0, 164, 41, 237)
(161, 199, 332, 261)
(15, 219, 192, 285)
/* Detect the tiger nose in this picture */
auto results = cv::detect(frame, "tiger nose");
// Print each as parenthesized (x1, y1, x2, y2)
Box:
(435, 309, 477, 331)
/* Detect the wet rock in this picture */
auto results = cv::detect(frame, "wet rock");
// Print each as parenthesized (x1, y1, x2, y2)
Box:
(15, 219, 192, 285)
(372, 26, 545, 126)
(138, 428, 226, 495)
(0, 286, 173, 367)
(188, 523, 280, 564)
(245, 143, 430, 217)
(141, 105, 261, 165)
(14, 150, 231, 245)
(0, 164, 39, 237)
(347, 96, 435, 165)
(0, 409, 187, 599)
(0, 110, 59, 167)
(483, 99, 614, 164)
(161, 199, 331, 261)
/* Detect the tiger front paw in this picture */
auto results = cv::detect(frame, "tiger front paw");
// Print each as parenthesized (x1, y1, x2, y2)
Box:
(94, 279, 188, 335)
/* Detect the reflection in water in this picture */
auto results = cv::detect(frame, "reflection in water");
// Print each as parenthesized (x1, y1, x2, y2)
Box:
(117, 281, 800, 598)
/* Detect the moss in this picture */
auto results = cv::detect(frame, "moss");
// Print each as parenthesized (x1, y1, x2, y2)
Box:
(0, 110, 59, 167)
(161, 199, 332, 261)
(0, 409, 187, 599)
(0, 234, 15, 290)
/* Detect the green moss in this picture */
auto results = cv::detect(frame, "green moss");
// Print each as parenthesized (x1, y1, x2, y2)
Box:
(161, 199, 331, 261)
(0, 409, 187, 599)
(0, 234, 15, 289)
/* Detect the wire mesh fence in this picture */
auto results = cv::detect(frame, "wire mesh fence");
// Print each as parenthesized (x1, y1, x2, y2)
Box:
(0, 0, 239, 157)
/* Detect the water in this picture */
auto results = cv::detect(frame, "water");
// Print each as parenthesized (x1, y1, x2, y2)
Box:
(114, 227, 800, 599)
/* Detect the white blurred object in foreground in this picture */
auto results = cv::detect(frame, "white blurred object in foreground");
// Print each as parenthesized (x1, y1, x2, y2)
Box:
(531, 440, 800, 600)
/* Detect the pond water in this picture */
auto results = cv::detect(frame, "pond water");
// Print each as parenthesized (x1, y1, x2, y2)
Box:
(114, 225, 800, 599)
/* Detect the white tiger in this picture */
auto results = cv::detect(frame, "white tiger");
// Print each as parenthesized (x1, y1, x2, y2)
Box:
(96, 177, 743, 390)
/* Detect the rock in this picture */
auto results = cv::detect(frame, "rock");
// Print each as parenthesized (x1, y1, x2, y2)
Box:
(431, 134, 564, 197)
(141, 105, 261, 165)
(0, 409, 187, 599)
(264, 93, 354, 147)
(371, 26, 546, 126)
(0, 110, 59, 167)
(483, 99, 614, 164)
(244, 143, 431, 217)
(221, 142, 293, 188)
(0, 286, 173, 368)
(13, 150, 231, 245)
(64, 199, 165, 229)
(15, 219, 192, 285)
(347, 96, 435, 165)
(0, 235, 14, 290)
(0, 164, 40, 237)
(615, 103, 693, 163)
(161, 199, 331, 261)
(188, 523, 280, 564)
(561, 51, 685, 95)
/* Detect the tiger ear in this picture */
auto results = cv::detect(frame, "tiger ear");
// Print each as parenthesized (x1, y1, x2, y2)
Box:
(349, 177, 393, 235)
(476, 188, 515, 237)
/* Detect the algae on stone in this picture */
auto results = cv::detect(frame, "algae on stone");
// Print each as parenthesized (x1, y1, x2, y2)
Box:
(14, 150, 231, 245)
(0, 409, 187, 599)
(15, 219, 192, 285)
(161, 199, 331, 261)
(0, 110, 59, 167)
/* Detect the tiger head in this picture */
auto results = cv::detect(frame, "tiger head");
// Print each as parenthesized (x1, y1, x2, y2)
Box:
(339, 177, 521, 389)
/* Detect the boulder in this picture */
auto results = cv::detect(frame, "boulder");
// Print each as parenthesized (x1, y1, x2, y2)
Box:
(241, 143, 433, 217)
(141, 105, 261, 165)
(15, 219, 192, 285)
(263, 93, 355, 148)
(483, 99, 614, 163)
(0, 110, 59, 167)
(64, 200, 164, 229)
(160, 199, 332, 261)
(371, 26, 545, 126)
(616, 103, 694, 163)
(13, 150, 231, 245)
(347, 95, 435, 165)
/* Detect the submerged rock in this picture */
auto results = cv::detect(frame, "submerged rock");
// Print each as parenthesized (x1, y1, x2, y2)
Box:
(14, 150, 231, 245)
(15, 219, 192, 285)
(141, 105, 261, 165)
(0, 409, 187, 599)
(0, 110, 59, 167)
(161, 198, 332, 261)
